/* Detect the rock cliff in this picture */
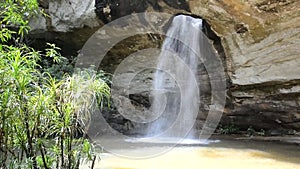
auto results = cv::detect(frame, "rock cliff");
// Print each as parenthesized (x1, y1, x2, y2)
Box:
(29, 0, 300, 134)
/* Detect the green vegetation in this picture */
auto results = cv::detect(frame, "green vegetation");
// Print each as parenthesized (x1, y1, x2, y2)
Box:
(0, 1, 110, 168)
(218, 124, 240, 135)
(218, 124, 267, 136)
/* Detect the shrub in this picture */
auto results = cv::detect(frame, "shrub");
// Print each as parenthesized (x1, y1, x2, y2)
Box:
(0, 44, 110, 169)
(0, 1, 111, 168)
(219, 124, 240, 135)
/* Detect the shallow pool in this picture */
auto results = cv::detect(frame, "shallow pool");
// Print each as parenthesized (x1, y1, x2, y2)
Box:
(81, 137, 300, 169)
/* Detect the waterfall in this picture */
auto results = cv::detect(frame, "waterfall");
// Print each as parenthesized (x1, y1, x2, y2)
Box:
(148, 15, 202, 139)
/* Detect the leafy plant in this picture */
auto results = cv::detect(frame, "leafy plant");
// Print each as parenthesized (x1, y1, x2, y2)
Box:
(219, 124, 240, 135)
(0, 1, 110, 168)
(246, 126, 256, 136)
(0, 0, 41, 42)
(246, 127, 266, 136)
(0, 44, 110, 169)
(257, 129, 266, 136)
(41, 43, 75, 79)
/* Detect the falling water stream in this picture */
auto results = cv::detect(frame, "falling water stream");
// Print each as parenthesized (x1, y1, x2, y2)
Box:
(147, 15, 202, 140)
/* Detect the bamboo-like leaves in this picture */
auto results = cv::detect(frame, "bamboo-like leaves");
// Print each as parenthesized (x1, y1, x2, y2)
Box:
(1, 44, 110, 168)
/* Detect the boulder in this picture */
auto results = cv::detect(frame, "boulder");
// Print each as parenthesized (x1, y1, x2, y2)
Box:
(49, 0, 100, 32)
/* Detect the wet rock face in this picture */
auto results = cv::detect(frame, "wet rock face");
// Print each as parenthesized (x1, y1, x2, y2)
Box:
(94, 21, 223, 136)
(225, 81, 300, 132)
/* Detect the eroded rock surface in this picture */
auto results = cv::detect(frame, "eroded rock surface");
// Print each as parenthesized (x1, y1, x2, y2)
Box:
(188, 0, 300, 132)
